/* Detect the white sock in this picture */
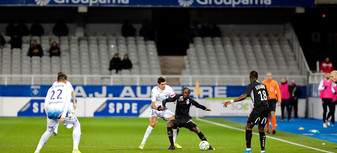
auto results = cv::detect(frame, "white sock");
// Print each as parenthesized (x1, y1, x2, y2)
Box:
(54, 122, 59, 134)
(73, 120, 81, 150)
(141, 125, 153, 144)
(35, 131, 53, 152)
(246, 148, 251, 151)
(173, 128, 178, 143)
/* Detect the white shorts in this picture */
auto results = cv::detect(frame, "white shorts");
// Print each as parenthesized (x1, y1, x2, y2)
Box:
(47, 113, 79, 132)
(150, 109, 175, 121)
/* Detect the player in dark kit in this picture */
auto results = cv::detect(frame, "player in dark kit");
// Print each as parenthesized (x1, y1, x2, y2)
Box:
(223, 71, 269, 153)
(162, 87, 215, 150)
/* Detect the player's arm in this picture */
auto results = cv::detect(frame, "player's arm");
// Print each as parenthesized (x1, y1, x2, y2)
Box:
(72, 91, 76, 109)
(44, 88, 52, 115)
(59, 88, 71, 122)
(275, 83, 281, 103)
(318, 80, 326, 91)
(223, 83, 253, 107)
(162, 95, 178, 110)
(331, 84, 336, 95)
(191, 99, 211, 111)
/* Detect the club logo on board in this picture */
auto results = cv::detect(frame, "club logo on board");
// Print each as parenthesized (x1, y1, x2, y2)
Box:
(35, 0, 50, 6)
(178, 0, 194, 7)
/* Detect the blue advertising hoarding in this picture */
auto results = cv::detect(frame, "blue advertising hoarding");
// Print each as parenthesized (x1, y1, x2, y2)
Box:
(94, 99, 150, 117)
(0, 85, 307, 98)
(0, 0, 315, 7)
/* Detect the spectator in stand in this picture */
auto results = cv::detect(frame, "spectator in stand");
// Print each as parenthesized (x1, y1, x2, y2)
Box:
(289, 80, 302, 118)
(122, 21, 136, 37)
(210, 23, 221, 37)
(49, 41, 61, 57)
(28, 40, 43, 57)
(109, 53, 122, 74)
(5, 22, 17, 36)
(30, 21, 44, 36)
(200, 22, 211, 37)
(139, 20, 154, 40)
(121, 54, 132, 70)
(280, 77, 292, 122)
(0, 34, 6, 49)
(17, 21, 29, 37)
(320, 57, 334, 73)
(187, 21, 200, 43)
(53, 19, 69, 36)
(10, 34, 22, 49)
(318, 71, 334, 128)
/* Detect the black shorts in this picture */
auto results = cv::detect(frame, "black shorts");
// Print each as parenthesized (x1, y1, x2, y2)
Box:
(247, 106, 269, 125)
(172, 118, 197, 131)
(268, 99, 277, 112)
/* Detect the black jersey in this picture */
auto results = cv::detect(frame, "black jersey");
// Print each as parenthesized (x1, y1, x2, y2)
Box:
(245, 80, 269, 107)
(162, 94, 207, 119)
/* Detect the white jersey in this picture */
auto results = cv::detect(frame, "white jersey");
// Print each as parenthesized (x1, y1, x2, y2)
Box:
(45, 82, 71, 119)
(53, 81, 74, 92)
(151, 85, 175, 107)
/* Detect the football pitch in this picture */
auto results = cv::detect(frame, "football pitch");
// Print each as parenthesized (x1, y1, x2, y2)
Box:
(0, 117, 336, 153)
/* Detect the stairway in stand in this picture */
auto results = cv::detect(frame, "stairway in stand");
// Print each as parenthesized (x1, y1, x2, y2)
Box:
(159, 56, 185, 85)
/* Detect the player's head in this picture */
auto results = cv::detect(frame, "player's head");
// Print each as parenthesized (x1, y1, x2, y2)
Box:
(249, 71, 258, 82)
(57, 73, 67, 83)
(330, 70, 337, 83)
(182, 87, 191, 98)
(291, 80, 296, 86)
(281, 77, 287, 83)
(57, 72, 64, 76)
(324, 71, 330, 79)
(157, 77, 166, 90)
(265, 72, 272, 81)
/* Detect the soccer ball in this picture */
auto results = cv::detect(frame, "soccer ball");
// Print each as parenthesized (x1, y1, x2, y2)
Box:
(199, 141, 210, 151)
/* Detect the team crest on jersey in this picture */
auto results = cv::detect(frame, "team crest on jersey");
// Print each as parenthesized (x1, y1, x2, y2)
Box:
(179, 96, 184, 101)
(35, 0, 50, 6)
(270, 88, 274, 92)
(178, 0, 194, 7)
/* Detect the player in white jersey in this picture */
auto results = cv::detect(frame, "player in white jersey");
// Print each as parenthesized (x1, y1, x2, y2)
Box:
(139, 77, 182, 149)
(34, 74, 81, 153)
(52, 72, 77, 135)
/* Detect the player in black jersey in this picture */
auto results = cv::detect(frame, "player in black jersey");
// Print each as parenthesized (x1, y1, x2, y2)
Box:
(223, 71, 269, 153)
(162, 87, 215, 150)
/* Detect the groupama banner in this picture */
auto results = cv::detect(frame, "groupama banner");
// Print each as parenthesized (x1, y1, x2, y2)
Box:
(0, 0, 314, 7)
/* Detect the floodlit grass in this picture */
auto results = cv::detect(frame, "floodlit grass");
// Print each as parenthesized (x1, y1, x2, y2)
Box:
(0, 117, 335, 153)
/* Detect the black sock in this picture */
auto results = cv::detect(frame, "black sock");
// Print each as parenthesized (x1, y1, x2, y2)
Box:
(246, 130, 252, 149)
(197, 131, 207, 141)
(167, 127, 174, 146)
(259, 132, 266, 151)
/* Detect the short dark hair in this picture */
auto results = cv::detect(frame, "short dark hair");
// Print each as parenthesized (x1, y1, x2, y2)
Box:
(183, 87, 190, 92)
(57, 72, 64, 76)
(325, 71, 330, 74)
(157, 77, 166, 84)
(57, 74, 67, 81)
(250, 71, 258, 79)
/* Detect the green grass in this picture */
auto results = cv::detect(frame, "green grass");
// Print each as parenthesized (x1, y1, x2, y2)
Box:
(0, 117, 336, 153)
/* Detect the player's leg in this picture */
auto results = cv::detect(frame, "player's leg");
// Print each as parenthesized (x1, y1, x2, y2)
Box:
(53, 122, 59, 135)
(257, 109, 269, 153)
(286, 100, 292, 122)
(331, 102, 336, 125)
(167, 120, 176, 150)
(243, 122, 254, 153)
(322, 99, 328, 127)
(270, 100, 277, 134)
(293, 99, 298, 118)
(266, 100, 272, 133)
(190, 123, 215, 150)
(139, 110, 157, 149)
(35, 118, 58, 153)
(258, 124, 266, 153)
(166, 111, 182, 149)
(280, 100, 285, 122)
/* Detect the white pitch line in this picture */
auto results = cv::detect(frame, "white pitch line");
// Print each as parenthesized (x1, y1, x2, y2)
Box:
(196, 118, 334, 153)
